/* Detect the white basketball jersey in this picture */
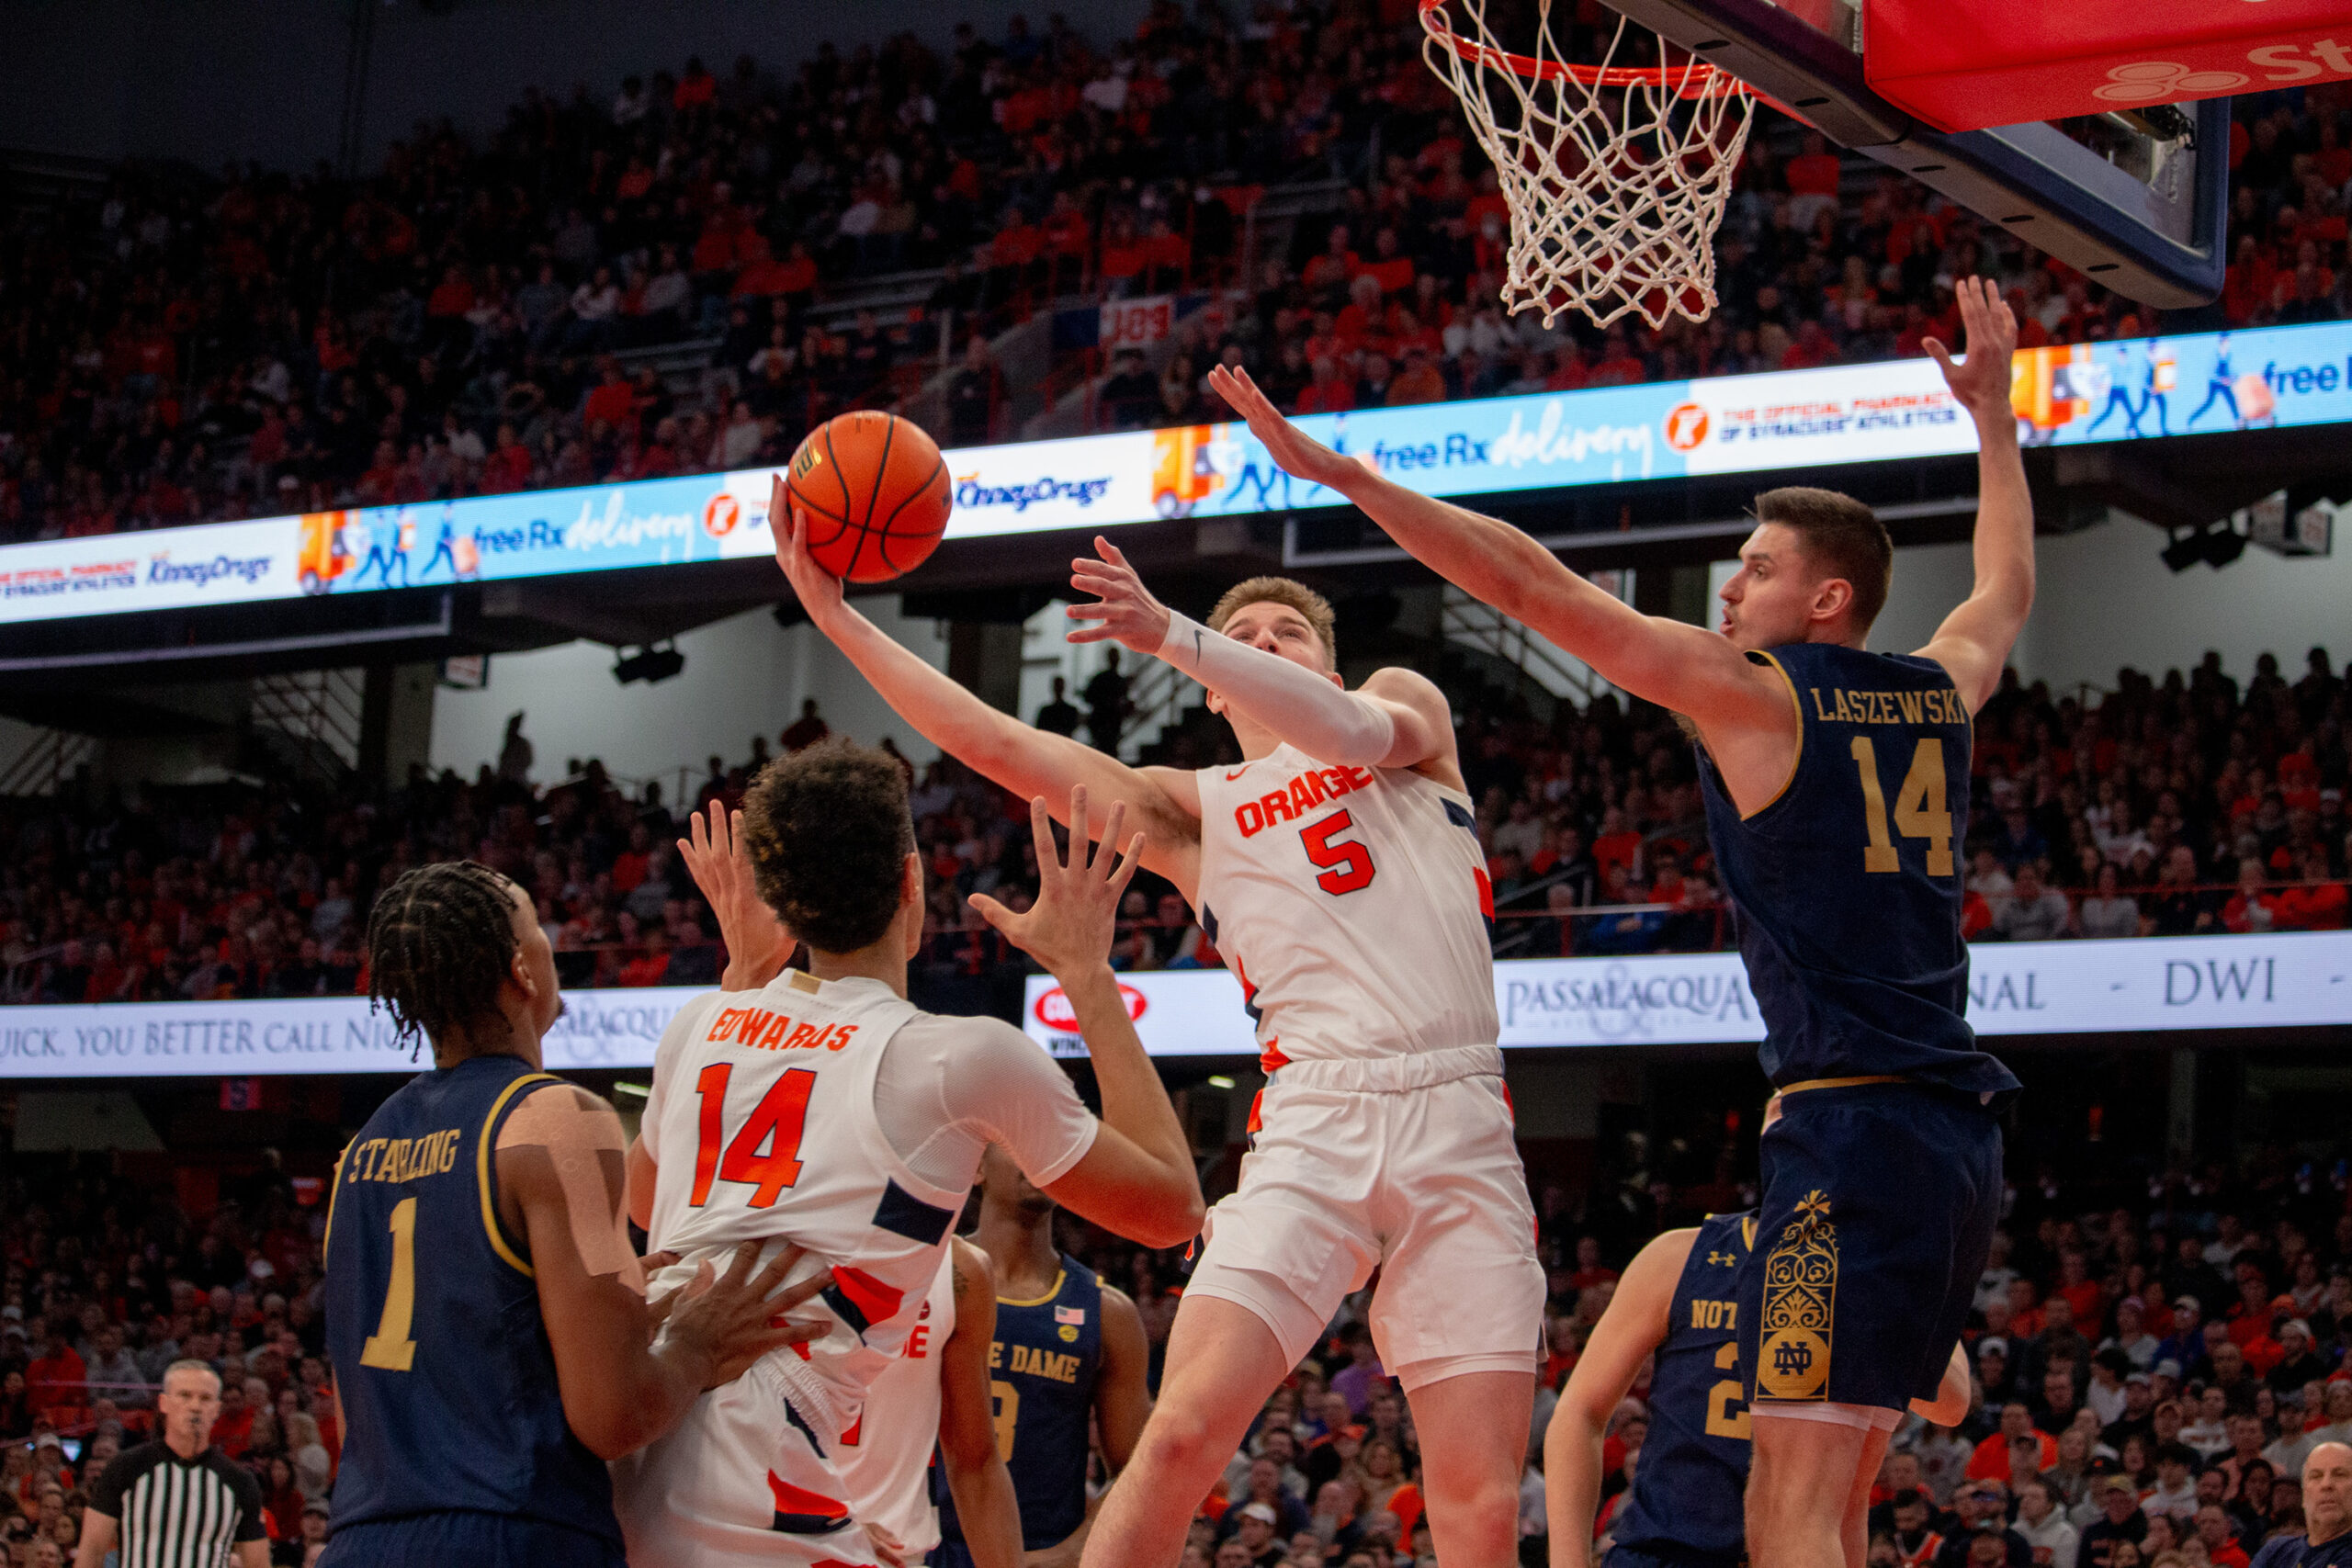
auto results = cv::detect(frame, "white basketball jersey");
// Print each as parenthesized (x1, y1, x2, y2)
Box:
(642, 970, 968, 1436)
(835, 1249, 955, 1555)
(1194, 745, 1498, 1063)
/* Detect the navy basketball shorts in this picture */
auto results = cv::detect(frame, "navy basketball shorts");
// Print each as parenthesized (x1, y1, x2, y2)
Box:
(318, 1511, 628, 1568)
(927, 1544, 978, 1568)
(1609, 1545, 1744, 1568)
(1736, 1079, 2003, 1414)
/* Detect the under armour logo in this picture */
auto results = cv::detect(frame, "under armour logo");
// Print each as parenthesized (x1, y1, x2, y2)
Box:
(1771, 1340, 1815, 1379)
(1708, 1250, 1737, 1267)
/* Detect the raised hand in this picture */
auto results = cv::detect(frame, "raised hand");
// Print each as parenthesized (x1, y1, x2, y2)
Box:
(1206, 365, 1371, 491)
(770, 476, 846, 626)
(1066, 536, 1174, 653)
(1923, 276, 2018, 423)
(967, 786, 1144, 981)
(678, 799, 796, 991)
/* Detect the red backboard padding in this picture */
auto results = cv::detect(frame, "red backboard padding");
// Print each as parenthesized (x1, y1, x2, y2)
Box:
(1863, 0, 2352, 133)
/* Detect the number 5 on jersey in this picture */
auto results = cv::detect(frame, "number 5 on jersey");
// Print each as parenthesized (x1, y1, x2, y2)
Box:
(1300, 809, 1376, 895)
(688, 1064, 817, 1209)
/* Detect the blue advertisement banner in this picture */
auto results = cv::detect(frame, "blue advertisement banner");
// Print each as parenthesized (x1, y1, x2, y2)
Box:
(4, 321, 2346, 627)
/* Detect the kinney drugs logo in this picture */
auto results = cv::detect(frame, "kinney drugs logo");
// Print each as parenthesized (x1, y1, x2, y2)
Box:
(146, 552, 274, 589)
(955, 473, 1114, 512)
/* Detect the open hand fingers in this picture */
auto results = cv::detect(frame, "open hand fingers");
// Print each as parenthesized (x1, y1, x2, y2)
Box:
(1090, 801, 1128, 875)
(1067, 784, 1091, 867)
(719, 1238, 767, 1289)
(1026, 794, 1057, 873)
(750, 1241, 807, 1298)
(764, 1268, 831, 1318)
(967, 892, 1014, 937)
(1108, 829, 1148, 897)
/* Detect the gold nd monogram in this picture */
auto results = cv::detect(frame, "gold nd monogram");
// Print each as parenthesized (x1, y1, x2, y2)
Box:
(1758, 1190, 1838, 1400)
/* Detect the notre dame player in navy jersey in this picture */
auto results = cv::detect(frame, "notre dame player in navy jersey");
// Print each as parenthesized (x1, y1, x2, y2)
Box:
(1546, 1108, 1970, 1568)
(1209, 279, 2036, 1568)
(322, 862, 821, 1567)
(936, 1146, 1153, 1567)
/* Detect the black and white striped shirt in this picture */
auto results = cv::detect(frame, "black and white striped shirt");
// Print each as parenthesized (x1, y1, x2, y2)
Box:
(85, 1440, 265, 1568)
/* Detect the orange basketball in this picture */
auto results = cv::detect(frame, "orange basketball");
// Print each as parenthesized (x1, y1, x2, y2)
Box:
(784, 411, 953, 583)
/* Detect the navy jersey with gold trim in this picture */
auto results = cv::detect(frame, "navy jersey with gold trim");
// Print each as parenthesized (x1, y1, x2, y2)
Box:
(323, 1054, 620, 1545)
(939, 1256, 1102, 1551)
(1695, 643, 2018, 1100)
(1608, 1213, 1755, 1564)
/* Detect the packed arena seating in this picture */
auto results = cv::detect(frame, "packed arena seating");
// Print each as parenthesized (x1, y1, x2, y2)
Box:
(4, 1087, 2349, 1566)
(3, 5, 2351, 543)
(1, 647, 2344, 1010)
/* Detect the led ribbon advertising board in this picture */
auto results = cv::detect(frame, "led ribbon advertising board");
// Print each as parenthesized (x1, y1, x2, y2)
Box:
(0, 931, 2340, 1077)
(4, 322, 2347, 626)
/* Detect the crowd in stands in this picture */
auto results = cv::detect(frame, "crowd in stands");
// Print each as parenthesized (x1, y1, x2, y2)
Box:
(0, 643, 2345, 1012)
(4, 1087, 2349, 1568)
(4, 3, 2352, 545)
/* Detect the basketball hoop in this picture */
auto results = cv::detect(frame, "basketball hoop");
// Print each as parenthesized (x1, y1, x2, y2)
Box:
(1420, 0, 1758, 331)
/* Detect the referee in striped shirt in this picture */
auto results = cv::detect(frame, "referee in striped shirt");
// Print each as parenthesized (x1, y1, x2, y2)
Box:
(74, 1359, 267, 1568)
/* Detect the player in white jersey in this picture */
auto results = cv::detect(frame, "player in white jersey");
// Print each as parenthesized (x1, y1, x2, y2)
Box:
(611, 742, 1202, 1568)
(778, 489, 1544, 1568)
(833, 1239, 1023, 1568)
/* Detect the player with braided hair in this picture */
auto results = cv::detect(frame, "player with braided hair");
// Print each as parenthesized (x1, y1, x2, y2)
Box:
(322, 861, 828, 1568)
(365, 861, 527, 1059)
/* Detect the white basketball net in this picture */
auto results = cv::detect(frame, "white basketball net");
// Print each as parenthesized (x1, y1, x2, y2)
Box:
(1420, 0, 1758, 331)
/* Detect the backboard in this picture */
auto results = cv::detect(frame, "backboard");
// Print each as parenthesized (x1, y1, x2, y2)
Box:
(1600, 0, 2232, 308)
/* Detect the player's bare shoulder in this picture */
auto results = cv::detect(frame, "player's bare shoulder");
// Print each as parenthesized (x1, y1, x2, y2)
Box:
(949, 1235, 995, 1303)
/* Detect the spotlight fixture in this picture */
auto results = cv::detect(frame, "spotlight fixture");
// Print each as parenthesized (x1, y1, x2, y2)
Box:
(613, 642, 687, 685)
(2160, 518, 2246, 572)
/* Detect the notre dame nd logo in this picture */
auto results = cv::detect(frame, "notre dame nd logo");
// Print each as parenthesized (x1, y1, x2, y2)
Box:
(1758, 1190, 1838, 1400)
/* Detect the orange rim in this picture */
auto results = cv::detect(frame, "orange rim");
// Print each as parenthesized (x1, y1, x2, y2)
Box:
(1418, 0, 1749, 97)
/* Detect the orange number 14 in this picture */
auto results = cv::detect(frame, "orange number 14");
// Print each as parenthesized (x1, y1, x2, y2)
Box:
(687, 1063, 817, 1210)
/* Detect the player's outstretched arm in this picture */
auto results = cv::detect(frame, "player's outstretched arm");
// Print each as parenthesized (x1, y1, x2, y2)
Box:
(774, 482, 1201, 892)
(497, 1083, 830, 1457)
(1205, 366, 1771, 728)
(969, 790, 1204, 1249)
(1068, 536, 1453, 773)
(1544, 1230, 1695, 1568)
(938, 1238, 1026, 1568)
(1916, 276, 2034, 714)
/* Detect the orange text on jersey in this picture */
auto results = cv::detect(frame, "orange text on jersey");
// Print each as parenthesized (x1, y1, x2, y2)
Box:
(1233, 764, 1376, 838)
(1807, 686, 1967, 727)
(706, 1006, 861, 1054)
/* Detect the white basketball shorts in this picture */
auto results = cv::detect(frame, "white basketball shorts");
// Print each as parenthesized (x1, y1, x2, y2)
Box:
(1183, 1043, 1544, 1390)
(611, 1348, 881, 1568)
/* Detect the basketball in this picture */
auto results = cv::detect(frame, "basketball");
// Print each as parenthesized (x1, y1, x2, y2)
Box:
(784, 410, 954, 583)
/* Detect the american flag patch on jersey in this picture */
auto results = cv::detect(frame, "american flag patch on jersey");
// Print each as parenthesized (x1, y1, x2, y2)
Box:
(1055, 1305, 1086, 1325)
